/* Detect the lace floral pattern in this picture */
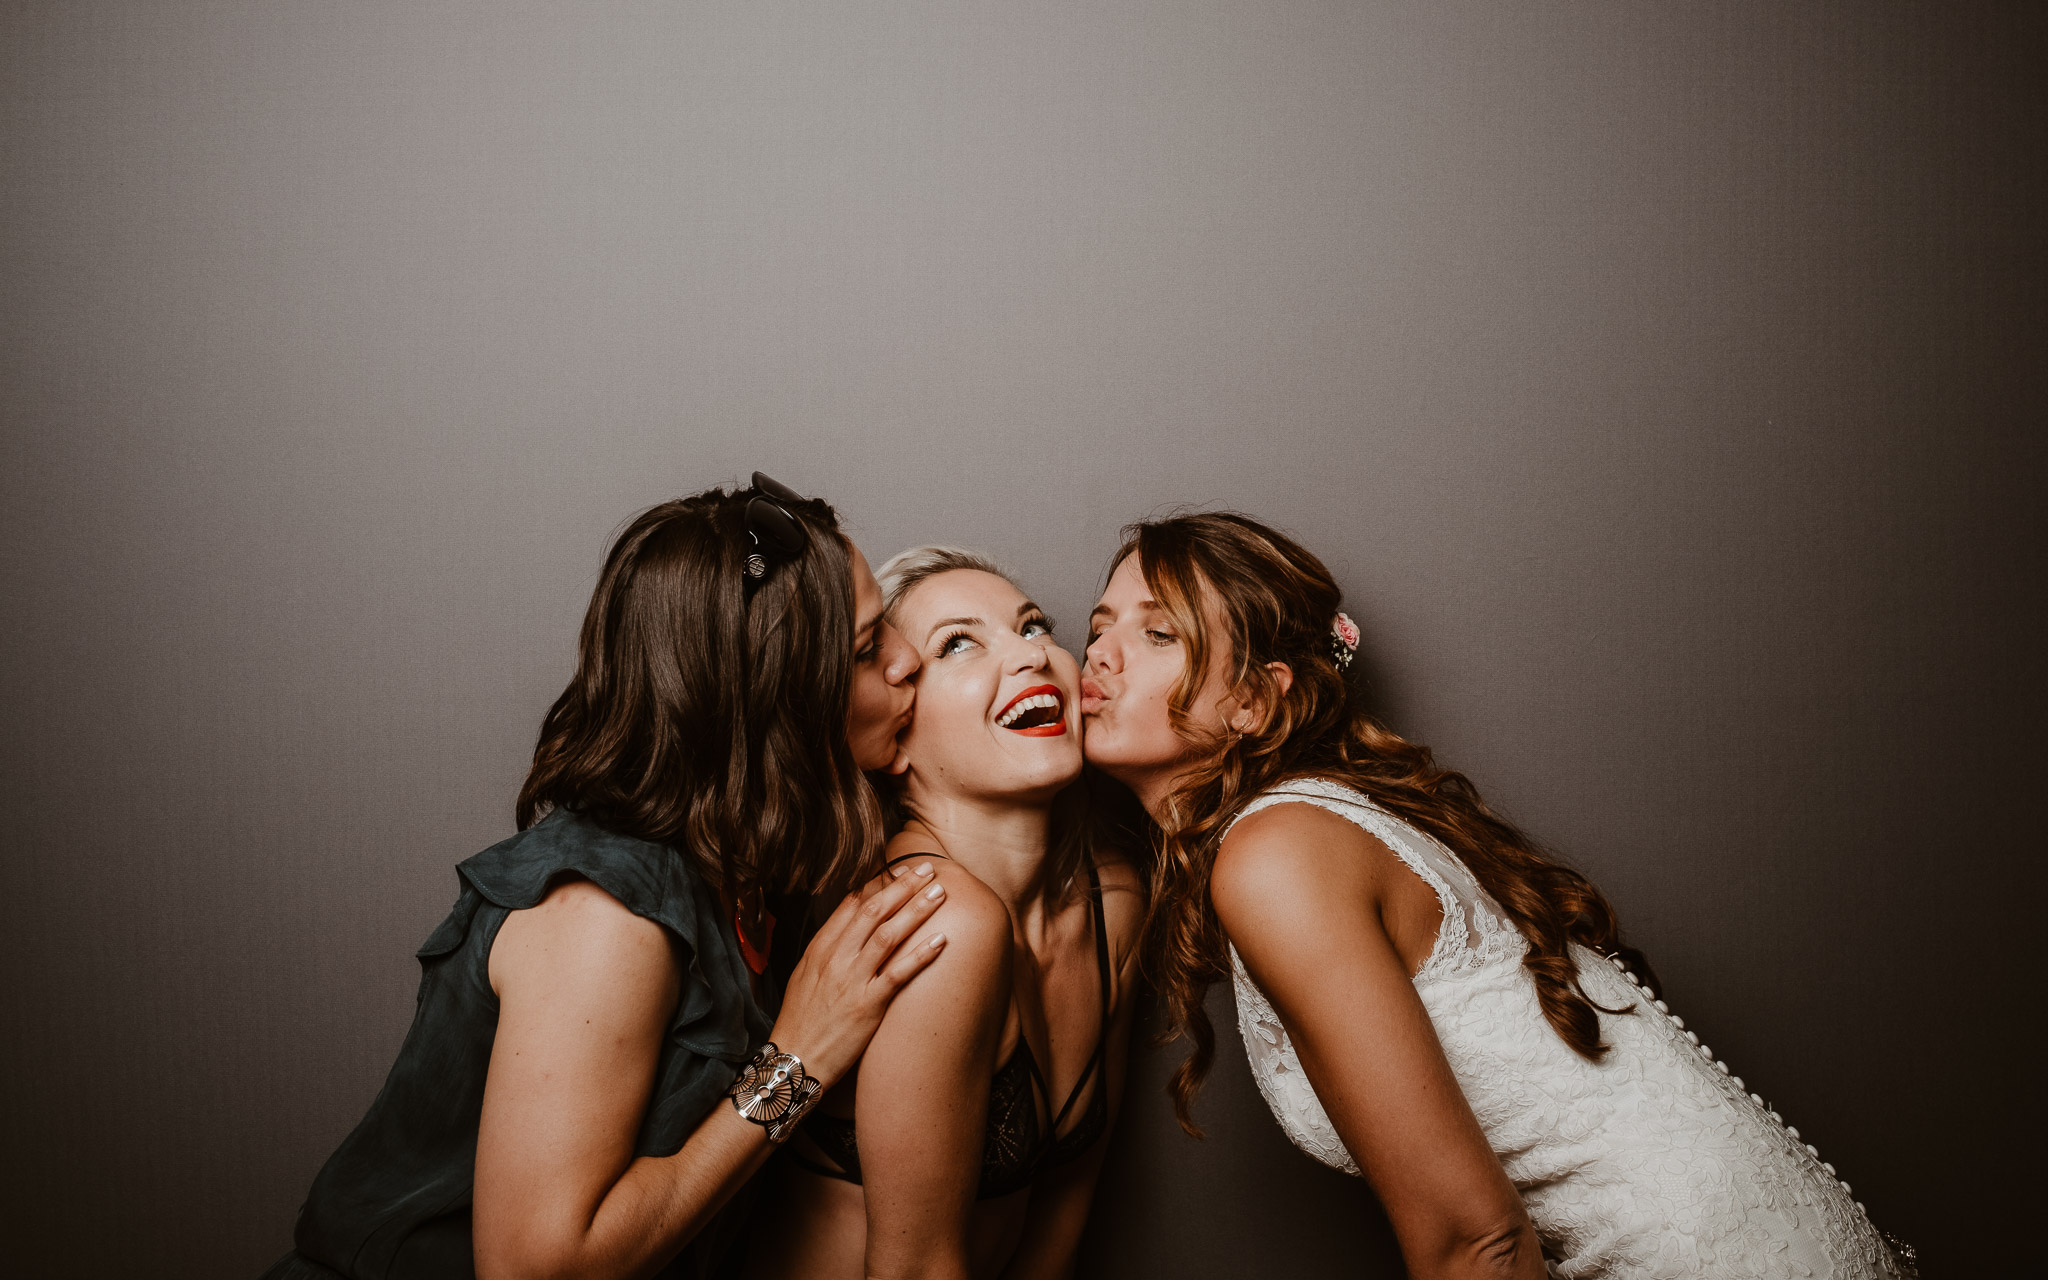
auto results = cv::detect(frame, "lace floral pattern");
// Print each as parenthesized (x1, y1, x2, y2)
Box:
(1223, 779, 1911, 1280)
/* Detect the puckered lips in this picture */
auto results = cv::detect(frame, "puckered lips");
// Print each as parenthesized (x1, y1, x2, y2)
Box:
(1080, 677, 1108, 715)
(995, 683, 1068, 736)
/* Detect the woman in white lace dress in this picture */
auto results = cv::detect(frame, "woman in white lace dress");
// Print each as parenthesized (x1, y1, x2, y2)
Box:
(1078, 512, 1914, 1280)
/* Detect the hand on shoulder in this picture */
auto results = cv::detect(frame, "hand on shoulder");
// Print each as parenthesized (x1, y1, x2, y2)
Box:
(886, 854, 1013, 996)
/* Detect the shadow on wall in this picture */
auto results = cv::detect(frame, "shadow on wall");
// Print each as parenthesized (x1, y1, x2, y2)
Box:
(1077, 984, 1403, 1278)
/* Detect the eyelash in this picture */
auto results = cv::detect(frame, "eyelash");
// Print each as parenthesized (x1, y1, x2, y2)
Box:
(1083, 623, 1175, 648)
(936, 614, 1055, 659)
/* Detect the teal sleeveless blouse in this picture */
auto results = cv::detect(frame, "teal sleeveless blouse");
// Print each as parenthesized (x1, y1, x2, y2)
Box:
(261, 808, 775, 1280)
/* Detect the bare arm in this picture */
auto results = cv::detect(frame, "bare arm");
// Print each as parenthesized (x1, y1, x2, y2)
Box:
(472, 865, 950, 1280)
(1213, 805, 1545, 1280)
(854, 866, 1014, 1280)
(998, 860, 1146, 1280)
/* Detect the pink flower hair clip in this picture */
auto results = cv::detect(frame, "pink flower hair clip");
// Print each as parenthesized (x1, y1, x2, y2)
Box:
(1331, 612, 1359, 671)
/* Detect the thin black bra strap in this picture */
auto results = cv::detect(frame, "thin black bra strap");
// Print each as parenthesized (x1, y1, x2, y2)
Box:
(1050, 858, 1112, 1131)
(1088, 859, 1112, 1033)
(885, 850, 952, 868)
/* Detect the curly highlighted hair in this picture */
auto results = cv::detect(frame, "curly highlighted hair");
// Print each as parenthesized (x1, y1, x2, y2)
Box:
(1116, 512, 1655, 1135)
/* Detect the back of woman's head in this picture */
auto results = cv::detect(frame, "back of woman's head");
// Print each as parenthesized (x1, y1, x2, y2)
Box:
(518, 480, 883, 901)
(1116, 511, 1651, 1135)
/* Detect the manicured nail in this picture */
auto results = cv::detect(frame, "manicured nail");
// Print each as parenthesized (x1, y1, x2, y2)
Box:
(889, 864, 909, 878)
(914, 862, 933, 877)
(925, 883, 945, 900)
(927, 933, 947, 948)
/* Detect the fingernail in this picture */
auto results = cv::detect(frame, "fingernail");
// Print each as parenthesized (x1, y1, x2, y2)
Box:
(925, 884, 945, 900)
(915, 862, 933, 876)
(889, 864, 908, 878)
(928, 933, 947, 948)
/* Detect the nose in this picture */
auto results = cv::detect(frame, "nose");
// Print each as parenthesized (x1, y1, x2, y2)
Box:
(1002, 630, 1052, 675)
(1085, 629, 1118, 673)
(883, 621, 920, 684)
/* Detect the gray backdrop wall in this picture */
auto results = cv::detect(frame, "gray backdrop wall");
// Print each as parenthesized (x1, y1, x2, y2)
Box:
(3, 3, 2041, 1276)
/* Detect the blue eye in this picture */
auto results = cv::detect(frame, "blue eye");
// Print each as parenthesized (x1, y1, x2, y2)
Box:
(938, 631, 976, 658)
(1022, 616, 1053, 640)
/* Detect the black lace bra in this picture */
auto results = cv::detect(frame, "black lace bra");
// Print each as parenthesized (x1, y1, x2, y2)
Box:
(790, 857, 1113, 1200)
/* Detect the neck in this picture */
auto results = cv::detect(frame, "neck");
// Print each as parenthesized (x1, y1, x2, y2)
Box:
(1113, 761, 1186, 827)
(902, 789, 1054, 915)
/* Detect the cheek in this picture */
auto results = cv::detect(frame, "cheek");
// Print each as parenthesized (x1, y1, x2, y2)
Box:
(851, 672, 890, 734)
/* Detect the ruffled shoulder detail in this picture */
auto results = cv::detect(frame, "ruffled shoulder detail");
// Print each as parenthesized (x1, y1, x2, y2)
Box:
(419, 808, 771, 1154)
(453, 807, 702, 940)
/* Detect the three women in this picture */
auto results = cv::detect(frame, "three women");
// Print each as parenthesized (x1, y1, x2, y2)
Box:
(270, 478, 1906, 1279)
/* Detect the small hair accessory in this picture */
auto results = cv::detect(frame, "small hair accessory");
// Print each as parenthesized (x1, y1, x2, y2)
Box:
(1330, 612, 1359, 670)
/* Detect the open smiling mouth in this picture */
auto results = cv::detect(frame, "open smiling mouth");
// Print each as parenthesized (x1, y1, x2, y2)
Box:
(995, 684, 1068, 737)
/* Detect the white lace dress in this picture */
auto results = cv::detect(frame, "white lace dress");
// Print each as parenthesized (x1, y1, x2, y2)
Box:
(1224, 779, 1911, 1279)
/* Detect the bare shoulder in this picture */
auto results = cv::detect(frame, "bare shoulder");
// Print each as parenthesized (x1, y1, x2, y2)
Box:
(897, 857, 1013, 992)
(1212, 801, 1392, 946)
(1088, 849, 1146, 975)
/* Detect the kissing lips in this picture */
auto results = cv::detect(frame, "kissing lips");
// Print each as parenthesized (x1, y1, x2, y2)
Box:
(995, 684, 1067, 737)
(1080, 678, 1108, 716)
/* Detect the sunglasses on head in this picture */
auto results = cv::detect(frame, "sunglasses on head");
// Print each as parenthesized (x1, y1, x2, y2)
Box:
(743, 471, 809, 584)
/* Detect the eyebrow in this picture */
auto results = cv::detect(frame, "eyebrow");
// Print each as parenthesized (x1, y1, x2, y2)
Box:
(925, 601, 1045, 642)
(854, 611, 883, 642)
(1088, 598, 1158, 623)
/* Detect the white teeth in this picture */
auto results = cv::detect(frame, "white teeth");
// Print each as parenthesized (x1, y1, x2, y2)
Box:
(996, 692, 1062, 727)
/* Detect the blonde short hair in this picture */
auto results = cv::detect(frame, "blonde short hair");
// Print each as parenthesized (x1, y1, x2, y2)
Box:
(873, 545, 1018, 615)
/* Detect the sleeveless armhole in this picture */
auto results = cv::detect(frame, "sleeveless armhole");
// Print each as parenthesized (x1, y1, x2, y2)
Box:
(1223, 779, 1516, 980)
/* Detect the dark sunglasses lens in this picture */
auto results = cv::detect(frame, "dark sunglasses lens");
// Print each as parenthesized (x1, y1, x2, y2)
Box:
(746, 496, 807, 557)
(752, 471, 805, 505)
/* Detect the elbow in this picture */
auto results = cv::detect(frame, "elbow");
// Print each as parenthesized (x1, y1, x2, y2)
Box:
(474, 1229, 588, 1280)
(1414, 1213, 1542, 1280)
(1451, 1215, 1542, 1279)
(864, 1249, 975, 1280)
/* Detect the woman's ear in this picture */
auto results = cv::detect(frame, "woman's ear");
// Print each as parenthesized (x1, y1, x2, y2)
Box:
(1227, 661, 1294, 733)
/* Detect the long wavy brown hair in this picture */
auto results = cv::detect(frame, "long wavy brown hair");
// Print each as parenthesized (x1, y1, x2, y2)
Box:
(1119, 512, 1655, 1135)
(517, 480, 884, 912)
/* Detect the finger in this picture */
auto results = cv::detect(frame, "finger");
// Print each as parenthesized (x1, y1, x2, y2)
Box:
(857, 876, 946, 968)
(855, 865, 902, 902)
(843, 861, 936, 950)
(875, 930, 948, 989)
(806, 888, 864, 951)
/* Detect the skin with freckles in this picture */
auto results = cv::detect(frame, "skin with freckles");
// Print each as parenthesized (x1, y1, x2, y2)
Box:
(753, 569, 1144, 1280)
(1081, 551, 1545, 1280)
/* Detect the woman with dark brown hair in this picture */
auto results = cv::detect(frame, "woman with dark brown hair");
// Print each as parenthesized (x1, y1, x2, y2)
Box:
(1080, 511, 1914, 1280)
(262, 476, 953, 1280)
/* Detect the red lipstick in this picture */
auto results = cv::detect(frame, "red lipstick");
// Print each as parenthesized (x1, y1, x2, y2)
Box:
(995, 683, 1068, 737)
